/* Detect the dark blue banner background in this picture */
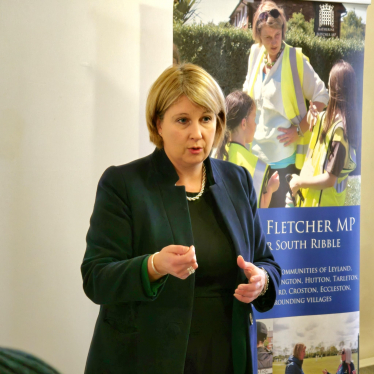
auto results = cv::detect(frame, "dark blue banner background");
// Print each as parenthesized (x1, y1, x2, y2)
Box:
(254, 206, 360, 319)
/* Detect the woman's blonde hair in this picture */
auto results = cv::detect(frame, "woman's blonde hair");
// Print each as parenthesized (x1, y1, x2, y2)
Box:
(342, 347, 352, 364)
(146, 63, 226, 149)
(293, 343, 306, 360)
(252, 0, 287, 44)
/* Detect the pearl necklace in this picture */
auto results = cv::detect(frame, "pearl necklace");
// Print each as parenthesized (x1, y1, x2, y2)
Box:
(186, 164, 206, 201)
(263, 42, 285, 68)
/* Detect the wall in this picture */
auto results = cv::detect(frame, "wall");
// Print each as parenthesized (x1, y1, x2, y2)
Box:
(360, 1, 374, 366)
(0, 1, 172, 373)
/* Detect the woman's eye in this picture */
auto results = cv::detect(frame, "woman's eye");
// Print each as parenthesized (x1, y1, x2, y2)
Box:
(177, 117, 188, 124)
(202, 116, 212, 122)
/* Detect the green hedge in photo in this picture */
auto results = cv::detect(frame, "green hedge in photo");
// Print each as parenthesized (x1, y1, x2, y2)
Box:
(173, 21, 365, 96)
(173, 22, 254, 95)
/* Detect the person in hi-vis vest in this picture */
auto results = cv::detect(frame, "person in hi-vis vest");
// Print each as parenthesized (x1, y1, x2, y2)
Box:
(243, 0, 329, 208)
(289, 61, 357, 207)
(216, 91, 279, 208)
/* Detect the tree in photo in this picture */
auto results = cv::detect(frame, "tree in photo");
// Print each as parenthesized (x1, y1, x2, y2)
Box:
(287, 12, 314, 37)
(173, 0, 200, 24)
(341, 10, 366, 40)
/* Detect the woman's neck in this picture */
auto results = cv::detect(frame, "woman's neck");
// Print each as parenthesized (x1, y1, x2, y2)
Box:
(230, 131, 246, 148)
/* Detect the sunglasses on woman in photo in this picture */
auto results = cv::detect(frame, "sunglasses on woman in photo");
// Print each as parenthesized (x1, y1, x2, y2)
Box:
(258, 9, 281, 22)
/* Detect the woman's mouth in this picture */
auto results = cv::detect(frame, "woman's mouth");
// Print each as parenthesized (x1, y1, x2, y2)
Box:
(188, 147, 203, 154)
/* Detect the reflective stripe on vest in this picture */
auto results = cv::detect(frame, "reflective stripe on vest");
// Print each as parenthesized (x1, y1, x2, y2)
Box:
(333, 145, 357, 194)
(245, 43, 310, 169)
(252, 158, 268, 203)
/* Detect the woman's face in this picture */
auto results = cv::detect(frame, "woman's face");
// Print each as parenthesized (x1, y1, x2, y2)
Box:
(299, 347, 306, 360)
(260, 25, 283, 59)
(341, 350, 346, 361)
(157, 95, 217, 171)
(244, 104, 257, 144)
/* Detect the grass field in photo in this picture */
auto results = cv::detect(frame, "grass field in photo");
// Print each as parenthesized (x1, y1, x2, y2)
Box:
(273, 353, 358, 374)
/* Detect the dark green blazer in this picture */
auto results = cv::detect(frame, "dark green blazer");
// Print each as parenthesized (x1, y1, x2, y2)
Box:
(81, 148, 281, 374)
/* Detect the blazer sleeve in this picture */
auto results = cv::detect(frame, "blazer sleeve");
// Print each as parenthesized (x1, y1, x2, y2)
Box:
(242, 167, 281, 312)
(81, 166, 168, 305)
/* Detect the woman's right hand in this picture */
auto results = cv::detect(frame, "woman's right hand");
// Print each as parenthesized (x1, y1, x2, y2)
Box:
(322, 370, 328, 374)
(152, 245, 198, 280)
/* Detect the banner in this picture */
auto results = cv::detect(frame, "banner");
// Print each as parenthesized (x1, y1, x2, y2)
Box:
(173, 0, 367, 372)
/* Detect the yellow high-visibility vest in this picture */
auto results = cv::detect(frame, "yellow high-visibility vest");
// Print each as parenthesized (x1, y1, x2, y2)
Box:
(297, 113, 356, 207)
(226, 143, 269, 208)
(245, 43, 310, 169)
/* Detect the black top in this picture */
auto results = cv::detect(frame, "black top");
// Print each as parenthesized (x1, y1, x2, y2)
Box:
(184, 186, 237, 374)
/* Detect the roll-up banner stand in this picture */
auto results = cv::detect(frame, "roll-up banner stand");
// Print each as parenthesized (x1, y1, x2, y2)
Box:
(173, 0, 369, 372)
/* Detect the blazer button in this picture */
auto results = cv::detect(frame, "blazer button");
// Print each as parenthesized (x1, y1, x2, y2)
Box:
(166, 323, 181, 339)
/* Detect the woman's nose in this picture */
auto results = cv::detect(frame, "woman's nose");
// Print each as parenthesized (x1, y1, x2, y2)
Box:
(189, 121, 202, 139)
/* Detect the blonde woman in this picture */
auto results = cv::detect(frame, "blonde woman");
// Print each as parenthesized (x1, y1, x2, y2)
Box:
(285, 344, 306, 374)
(243, 0, 329, 207)
(82, 64, 281, 374)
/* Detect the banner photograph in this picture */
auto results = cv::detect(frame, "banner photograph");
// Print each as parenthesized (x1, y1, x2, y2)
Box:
(173, 0, 366, 372)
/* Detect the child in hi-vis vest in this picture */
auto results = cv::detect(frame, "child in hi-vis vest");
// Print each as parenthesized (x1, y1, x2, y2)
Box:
(289, 61, 357, 207)
(216, 90, 279, 208)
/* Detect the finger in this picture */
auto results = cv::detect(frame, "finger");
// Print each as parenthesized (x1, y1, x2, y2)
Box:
(233, 293, 254, 304)
(170, 245, 191, 255)
(236, 282, 261, 293)
(237, 256, 255, 272)
(249, 275, 262, 283)
(277, 127, 287, 133)
(277, 136, 288, 143)
(180, 245, 195, 259)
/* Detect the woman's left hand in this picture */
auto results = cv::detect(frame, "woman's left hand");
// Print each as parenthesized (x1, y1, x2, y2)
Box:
(277, 125, 299, 146)
(234, 255, 266, 303)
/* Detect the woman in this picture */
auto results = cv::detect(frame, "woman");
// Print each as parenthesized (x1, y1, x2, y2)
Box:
(81, 63, 281, 374)
(322, 348, 356, 374)
(216, 90, 279, 208)
(289, 61, 357, 207)
(243, 0, 329, 207)
(285, 343, 306, 374)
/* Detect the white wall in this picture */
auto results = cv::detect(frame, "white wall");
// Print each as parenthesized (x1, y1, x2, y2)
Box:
(0, 1, 172, 373)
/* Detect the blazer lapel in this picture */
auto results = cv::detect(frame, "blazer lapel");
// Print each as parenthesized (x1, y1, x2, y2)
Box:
(151, 148, 194, 247)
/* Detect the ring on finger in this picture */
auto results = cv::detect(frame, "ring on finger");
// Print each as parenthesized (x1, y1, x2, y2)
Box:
(187, 266, 195, 275)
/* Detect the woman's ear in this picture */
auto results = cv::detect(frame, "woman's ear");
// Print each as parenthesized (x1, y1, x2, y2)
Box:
(241, 117, 247, 130)
(156, 117, 162, 136)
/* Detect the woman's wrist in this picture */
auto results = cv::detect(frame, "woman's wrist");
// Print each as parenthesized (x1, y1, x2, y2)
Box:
(147, 253, 167, 282)
(258, 267, 269, 297)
